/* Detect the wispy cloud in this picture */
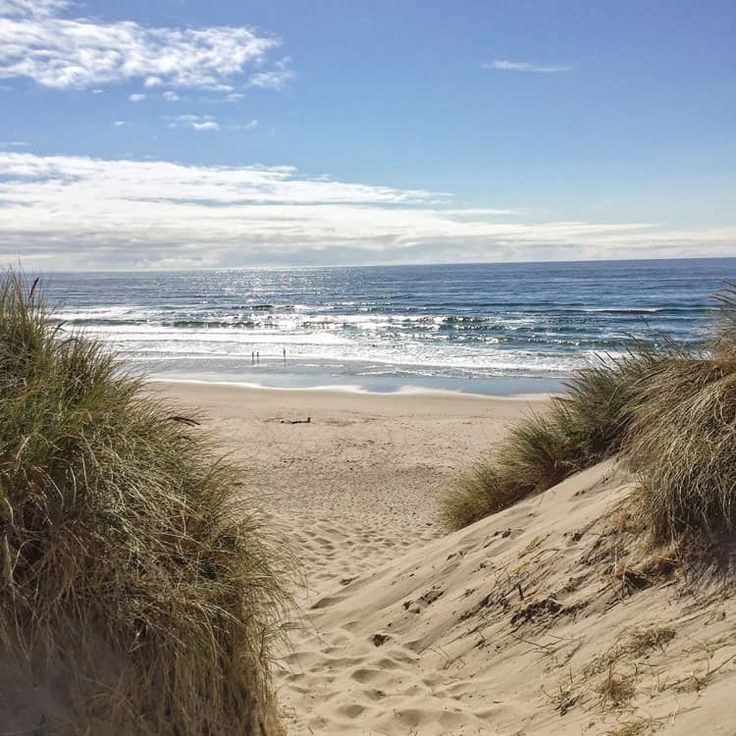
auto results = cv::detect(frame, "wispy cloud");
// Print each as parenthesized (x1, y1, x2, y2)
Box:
(0, 152, 731, 270)
(165, 115, 259, 132)
(249, 57, 294, 90)
(0, 2, 292, 94)
(483, 59, 571, 74)
(0, 0, 69, 18)
(162, 91, 180, 102)
(167, 114, 220, 131)
(0, 140, 28, 147)
(128, 93, 146, 103)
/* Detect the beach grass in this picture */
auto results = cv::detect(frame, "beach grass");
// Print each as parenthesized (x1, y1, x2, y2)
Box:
(441, 285, 736, 547)
(0, 273, 289, 734)
(439, 351, 659, 530)
(625, 286, 736, 544)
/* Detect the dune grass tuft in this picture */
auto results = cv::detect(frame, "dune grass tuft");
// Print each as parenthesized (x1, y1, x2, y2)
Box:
(439, 351, 659, 530)
(442, 283, 736, 554)
(0, 273, 289, 734)
(625, 286, 736, 544)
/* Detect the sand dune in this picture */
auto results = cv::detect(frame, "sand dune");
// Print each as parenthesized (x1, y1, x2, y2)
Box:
(279, 459, 736, 735)
(159, 383, 736, 735)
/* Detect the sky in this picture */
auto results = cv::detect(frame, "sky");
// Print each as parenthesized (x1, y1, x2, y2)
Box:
(0, 0, 734, 270)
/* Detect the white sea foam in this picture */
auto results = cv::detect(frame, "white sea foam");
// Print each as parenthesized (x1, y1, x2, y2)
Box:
(45, 259, 728, 390)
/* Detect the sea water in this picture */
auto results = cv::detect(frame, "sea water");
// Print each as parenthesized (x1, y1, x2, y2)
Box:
(43, 257, 736, 395)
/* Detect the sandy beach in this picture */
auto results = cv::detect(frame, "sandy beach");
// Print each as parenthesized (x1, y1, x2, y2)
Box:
(152, 381, 736, 736)
(155, 382, 546, 598)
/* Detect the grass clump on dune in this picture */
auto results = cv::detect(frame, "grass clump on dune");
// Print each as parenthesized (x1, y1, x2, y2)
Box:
(625, 287, 736, 544)
(0, 273, 289, 735)
(442, 284, 736, 553)
(440, 352, 659, 530)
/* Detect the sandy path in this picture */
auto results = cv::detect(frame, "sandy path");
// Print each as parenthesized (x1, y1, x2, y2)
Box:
(154, 382, 545, 733)
(155, 382, 543, 604)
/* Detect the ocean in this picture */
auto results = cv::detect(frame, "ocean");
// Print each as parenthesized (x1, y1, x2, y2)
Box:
(43, 257, 736, 395)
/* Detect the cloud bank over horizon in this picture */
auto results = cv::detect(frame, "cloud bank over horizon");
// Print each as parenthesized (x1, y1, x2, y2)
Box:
(0, 3, 733, 270)
(0, 152, 732, 271)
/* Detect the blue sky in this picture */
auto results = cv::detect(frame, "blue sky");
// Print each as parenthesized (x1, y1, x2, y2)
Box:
(0, 0, 734, 269)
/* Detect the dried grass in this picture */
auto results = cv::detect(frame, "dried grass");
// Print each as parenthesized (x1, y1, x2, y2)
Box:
(0, 273, 290, 734)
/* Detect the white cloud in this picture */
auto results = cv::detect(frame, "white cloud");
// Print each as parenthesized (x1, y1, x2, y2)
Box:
(113, 120, 124, 127)
(249, 57, 294, 89)
(167, 114, 220, 131)
(162, 91, 180, 102)
(167, 115, 257, 132)
(444, 208, 519, 216)
(483, 59, 571, 74)
(0, 2, 291, 93)
(0, 1, 69, 17)
(128, 93, 146, 102)
(0, 152, 732, 270)
(192, 121, 218, 131)
(0, 140, 28, 146)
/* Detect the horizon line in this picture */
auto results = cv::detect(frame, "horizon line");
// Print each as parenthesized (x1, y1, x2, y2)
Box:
(10, 253, 736, 276)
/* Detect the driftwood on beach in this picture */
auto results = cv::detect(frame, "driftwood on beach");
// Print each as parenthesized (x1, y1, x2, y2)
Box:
(280, 416, 311, 424)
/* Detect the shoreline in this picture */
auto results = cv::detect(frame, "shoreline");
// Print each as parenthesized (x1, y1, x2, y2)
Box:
(150, 376, 556, 402)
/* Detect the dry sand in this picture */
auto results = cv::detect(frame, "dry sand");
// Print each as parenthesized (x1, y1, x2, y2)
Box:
(155, 381, 543, 596)
(158, 382, 736, 736)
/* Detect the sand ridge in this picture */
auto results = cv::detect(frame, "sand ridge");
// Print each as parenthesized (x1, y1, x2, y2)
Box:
(278, 461, 736, 736)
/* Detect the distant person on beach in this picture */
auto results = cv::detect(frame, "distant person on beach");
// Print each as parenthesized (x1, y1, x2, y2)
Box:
(283, 348, 286, 361)
(256, 351, 260, 364)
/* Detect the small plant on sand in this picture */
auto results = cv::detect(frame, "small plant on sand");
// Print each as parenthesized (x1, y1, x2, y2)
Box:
(586, 624, 676, 678)
(596, 669, 636, 709)
(544, 671, 579, 716)
(623, 625, 676, 658)
(605, 717, 662, 736)
(0, 273, 289, 735)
